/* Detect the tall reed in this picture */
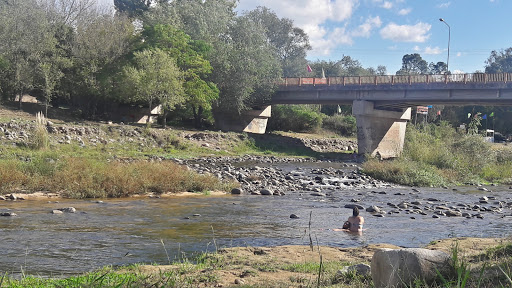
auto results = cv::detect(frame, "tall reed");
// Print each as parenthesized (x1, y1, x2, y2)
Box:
(33, 112, 49, 150)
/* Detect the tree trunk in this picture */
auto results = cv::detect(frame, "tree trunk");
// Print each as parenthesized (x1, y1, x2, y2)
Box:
(18, 89, 23, 110)
(194, 105, 204, 128)
(147, 101, 152, 126)
(162, 109, 168, 128)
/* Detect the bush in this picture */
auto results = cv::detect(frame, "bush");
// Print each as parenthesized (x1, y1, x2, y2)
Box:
(363, 122, 505, 186)
(322, 114, 357, 136)
(267, 105, 323, 132)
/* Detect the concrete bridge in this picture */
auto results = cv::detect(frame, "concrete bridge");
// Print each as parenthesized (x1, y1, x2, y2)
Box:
(241, 73, 512, 158)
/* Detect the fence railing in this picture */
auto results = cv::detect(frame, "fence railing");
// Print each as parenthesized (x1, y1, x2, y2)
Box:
(279, 73, 512, 87)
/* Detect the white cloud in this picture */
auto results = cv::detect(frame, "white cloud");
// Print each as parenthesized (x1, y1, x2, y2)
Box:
(380, 22, 431, 42)
(332, 26, 354, 45)
(352, 16, 382, 37)
(424, 46, 442, 55)
(398, 8, 412, 15)
(330, 0, 359, 22)
(437, 2, 451, 8)
(456, 52, 462, 57)
(237, 0, 360, 57)
(237, 0, 358, 26)
(413, 45, 420, 51)
(382, 1, 393, 9)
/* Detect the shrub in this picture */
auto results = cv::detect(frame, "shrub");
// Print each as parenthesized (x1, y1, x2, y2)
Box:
(363, 122, 504, 186)
(267, 105, 323, 132)
(322, 114, 357, 136)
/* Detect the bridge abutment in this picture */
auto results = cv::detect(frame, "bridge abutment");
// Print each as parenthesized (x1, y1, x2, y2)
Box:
(352, 100, 411, 159)
(215, 106, 271, 134)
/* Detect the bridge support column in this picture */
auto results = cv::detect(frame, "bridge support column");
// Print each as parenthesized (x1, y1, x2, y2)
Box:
(352, 100, 411, 159)
(215, 106, 271, 134)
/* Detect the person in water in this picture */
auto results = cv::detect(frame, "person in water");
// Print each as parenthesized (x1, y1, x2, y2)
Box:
(343, 207, 364, 232)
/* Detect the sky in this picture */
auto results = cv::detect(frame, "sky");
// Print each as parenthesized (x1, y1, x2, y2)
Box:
(235, 0, 512, 74)
(101, 0, 512, 75)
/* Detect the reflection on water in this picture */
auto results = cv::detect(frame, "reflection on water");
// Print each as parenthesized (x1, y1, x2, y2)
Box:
(0, 185, 511, 277)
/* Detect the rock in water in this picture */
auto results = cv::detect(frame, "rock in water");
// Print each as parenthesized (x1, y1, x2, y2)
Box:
(260, 189, 273, 195)
(231, 188, 242, 195)
(371, 248, 451, 288)
(58, 207, 76, 213)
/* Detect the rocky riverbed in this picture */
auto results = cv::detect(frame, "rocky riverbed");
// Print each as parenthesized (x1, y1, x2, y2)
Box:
(174, 155, 512, 223)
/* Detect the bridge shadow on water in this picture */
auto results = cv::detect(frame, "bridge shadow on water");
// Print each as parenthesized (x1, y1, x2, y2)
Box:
(248, 133, 355, 161)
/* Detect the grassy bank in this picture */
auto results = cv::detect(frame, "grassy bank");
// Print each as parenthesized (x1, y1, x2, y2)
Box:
(0, 154, 236, 198)
(362, 122, 512, 187)
(1, 238, 510, 287)
(0, 107, 357, 198)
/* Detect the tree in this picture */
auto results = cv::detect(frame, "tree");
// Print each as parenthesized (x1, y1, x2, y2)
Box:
(146, 0, 237, 43)
(396, 53, 429, 75)
(209, 15, 282, 119)
(468, 113, 482, 135)
(37, 61, 64, 116)
(114, 0, 153, 18)
(429, 61, 447, 75)
(0, 0, 56, 108)
(485, 48, 512, 73)
(124, 49, 185, 127)
(245, 7, 311, 77)
(309, 56, 384, 77)
(70, 13, 134, 117)
(142, 24, 219, 128)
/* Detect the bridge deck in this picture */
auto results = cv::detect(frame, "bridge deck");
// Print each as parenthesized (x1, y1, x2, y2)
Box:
(274, 73, 512, 109)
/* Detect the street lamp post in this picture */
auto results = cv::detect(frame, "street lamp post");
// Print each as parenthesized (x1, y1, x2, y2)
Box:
(439, 18, 450, 73)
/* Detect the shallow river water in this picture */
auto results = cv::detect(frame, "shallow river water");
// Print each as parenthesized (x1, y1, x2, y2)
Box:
(0, 169, 511, 277)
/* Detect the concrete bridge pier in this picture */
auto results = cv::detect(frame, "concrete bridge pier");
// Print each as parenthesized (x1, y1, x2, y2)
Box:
(352, 100, 411, 159)
(215, 106, 271, 134)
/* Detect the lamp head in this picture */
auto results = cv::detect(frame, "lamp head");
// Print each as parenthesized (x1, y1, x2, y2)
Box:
(439, 18, 444, 22)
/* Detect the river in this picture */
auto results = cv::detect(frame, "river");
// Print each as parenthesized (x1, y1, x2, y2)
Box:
(0, 166, 511, 277)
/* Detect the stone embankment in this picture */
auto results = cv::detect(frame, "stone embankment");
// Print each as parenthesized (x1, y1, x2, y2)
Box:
(0, 118, 357, 153)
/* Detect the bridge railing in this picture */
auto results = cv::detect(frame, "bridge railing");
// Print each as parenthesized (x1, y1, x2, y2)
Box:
(279, 73, 512, 86)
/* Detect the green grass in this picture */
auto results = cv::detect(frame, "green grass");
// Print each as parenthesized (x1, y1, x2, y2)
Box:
(362, 122, 512, 187)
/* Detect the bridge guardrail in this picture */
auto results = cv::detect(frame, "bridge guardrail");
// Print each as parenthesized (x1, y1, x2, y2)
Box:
(279, 73, 512, 87)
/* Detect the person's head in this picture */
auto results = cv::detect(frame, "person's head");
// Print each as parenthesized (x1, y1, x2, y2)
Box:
(353, 207, 359, 217)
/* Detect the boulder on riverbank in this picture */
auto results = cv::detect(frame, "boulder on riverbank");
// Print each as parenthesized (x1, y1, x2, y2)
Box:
(371, 248, 452, 288)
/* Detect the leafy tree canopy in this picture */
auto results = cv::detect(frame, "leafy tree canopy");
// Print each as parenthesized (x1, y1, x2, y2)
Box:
(114, 0, 153, 18)
(396, 53, 429, 75)
(245, 6, 311, 77)
(485, 48, 512, 73)
(142, 24, 219, 127)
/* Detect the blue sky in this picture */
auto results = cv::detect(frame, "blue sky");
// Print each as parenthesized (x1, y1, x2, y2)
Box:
(235, 0, 512, 74)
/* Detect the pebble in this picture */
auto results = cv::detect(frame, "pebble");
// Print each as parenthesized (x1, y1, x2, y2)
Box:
(310, 192, 326, 197)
